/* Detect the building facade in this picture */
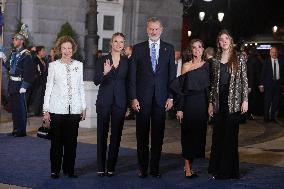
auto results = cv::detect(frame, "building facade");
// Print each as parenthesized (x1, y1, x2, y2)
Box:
(2, 0, 182, 56)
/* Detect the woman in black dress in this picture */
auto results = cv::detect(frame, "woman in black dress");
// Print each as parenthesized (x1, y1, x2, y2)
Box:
(208, 30, 248, 180)
(94, 32, 129, 177)
(175, 39, 209, 178)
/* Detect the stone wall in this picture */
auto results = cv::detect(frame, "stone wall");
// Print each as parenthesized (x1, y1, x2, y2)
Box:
(123, 0, 183, 50)
(4, 0, 87, 55)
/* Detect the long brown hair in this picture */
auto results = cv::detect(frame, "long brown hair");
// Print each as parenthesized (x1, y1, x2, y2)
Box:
(216, 29, 238, 73)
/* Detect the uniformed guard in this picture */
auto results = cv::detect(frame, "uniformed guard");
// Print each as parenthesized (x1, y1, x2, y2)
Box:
(4, 24, 35, 137)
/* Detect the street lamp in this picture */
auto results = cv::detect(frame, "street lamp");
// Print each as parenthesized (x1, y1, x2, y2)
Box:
(272, 25, 278, 33)
(187, 30, 192, 37)
(199, 12, 205, 21)
(217, 12, 224, 22)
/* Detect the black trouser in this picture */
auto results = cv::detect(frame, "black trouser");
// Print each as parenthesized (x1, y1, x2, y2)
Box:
(97, 105, 126, 172)
(10, 93, 27, 134)
(209, 84, 240, 178)
(264, 81, 281, 120)
(50, 113, 80, 174)
(208, 113, 240, 178)
(136, 98, 166, 173)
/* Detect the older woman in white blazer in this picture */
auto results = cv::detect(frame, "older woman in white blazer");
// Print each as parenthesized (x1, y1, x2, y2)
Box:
(43, 36, 86, 179)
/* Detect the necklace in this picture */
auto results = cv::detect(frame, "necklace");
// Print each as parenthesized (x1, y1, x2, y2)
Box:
(60, 58, 73, 64)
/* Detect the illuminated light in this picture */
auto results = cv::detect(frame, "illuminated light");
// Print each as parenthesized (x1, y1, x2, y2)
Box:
(199, 12, 205, 21)
(272, 26, 278, 33)
(187, 31, 192, 37)
(218, 12, 224, 22)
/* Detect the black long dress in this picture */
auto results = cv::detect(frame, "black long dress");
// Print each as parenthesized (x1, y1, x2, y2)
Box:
(171, 62, 210, 160)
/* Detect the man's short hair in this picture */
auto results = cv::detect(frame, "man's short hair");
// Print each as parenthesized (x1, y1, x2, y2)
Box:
(147, 17, 163, 27)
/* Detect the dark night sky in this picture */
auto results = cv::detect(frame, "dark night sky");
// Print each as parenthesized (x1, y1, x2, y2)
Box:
(186, 0, 284, 46)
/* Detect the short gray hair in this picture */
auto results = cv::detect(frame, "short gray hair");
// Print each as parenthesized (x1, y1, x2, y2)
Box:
(147, 17, 163, 27)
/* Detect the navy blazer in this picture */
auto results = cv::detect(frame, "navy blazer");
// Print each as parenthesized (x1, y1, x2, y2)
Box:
(94, 54, 129, 109)
(260, 58, 284, 87)
(128, 40, 176, 107)
(7, 49, 36, 94)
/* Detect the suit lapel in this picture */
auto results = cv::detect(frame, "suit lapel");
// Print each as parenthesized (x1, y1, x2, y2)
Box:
(143, 41, 154, 74)
(156, 41, 166, 72)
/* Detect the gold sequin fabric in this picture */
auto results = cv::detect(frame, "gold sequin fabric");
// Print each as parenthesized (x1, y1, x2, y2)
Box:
(209, 53, 248, 114)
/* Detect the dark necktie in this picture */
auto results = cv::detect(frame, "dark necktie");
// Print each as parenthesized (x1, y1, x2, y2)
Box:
(273, 60, 277, 80)
(151, 43, 157, 72)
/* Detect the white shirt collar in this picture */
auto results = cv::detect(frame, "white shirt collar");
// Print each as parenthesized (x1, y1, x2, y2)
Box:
(271, 58, 278, 62)
(149, 39, 160, 47)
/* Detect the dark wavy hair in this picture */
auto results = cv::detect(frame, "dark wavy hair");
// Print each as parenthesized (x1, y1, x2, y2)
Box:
(188, 38, 204, 60)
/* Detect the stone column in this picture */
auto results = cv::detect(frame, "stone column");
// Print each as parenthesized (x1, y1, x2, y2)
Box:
(84, 0, 99, 81)
(80, 0, 99, 128)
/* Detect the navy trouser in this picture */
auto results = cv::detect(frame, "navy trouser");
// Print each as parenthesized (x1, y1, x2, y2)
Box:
(11, 93, 27, 134)
(96, 104, 126, 172)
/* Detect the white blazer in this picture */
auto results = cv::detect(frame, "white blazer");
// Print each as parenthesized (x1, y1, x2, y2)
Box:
(43, 59, 86, 114)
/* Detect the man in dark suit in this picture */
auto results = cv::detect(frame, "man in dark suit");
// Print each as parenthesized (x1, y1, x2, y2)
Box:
(259, 46, 284, 123)
(129, 17, 176, 178)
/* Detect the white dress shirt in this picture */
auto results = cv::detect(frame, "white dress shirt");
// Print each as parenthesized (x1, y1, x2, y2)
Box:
(149, 39, 160, 63)
(43, 59, 86, 114)
(271, 58, 280, 80)
(176, 58, 182, 77)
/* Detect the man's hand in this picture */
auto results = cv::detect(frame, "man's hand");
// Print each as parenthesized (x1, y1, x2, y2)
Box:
(19, 88, 27, 93)
(259, 85, 264, 93)
(176, 111, 183, 124)
(165, 99, 173, 111)
(131, 99, 140, 112)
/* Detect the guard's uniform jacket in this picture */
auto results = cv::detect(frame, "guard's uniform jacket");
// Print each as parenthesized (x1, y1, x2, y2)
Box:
(7, 47, 35, 94)
(5, 47, 35, 136)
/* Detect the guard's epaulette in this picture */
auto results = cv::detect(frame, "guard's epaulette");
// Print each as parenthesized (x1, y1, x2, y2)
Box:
(24, 50, 31, 55)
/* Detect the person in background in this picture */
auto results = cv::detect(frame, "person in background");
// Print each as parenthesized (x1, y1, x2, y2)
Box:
(94, 32, 129, 177)
(208, 29, 248, 180)
(259, 46, 284, 123)
(46, 48, 59, 63)
(32, 46, 48, 116)
(246, 47, 259, 120)
(124, 45, 135, 120)
(43, 35, 86, 179)
(204, 47, 215, 72)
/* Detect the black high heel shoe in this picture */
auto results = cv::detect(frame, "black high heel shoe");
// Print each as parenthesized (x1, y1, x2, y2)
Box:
(106, 171, 115, 177)
(51, 172, 59, 179)
(97, 172, 105, 177)
(184, 169, 198, 178)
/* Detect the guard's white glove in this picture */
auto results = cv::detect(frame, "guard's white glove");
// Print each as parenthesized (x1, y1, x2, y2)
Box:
(0, 52, 7, 62)
(19, 88, 27, 93)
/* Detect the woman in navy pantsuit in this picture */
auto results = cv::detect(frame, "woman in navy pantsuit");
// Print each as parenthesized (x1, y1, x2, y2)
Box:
(94, 33, 129, 177)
